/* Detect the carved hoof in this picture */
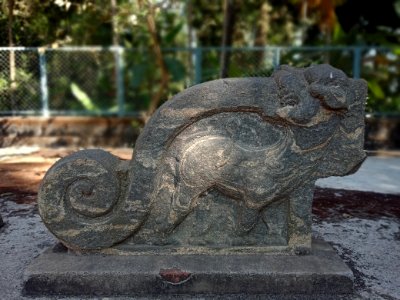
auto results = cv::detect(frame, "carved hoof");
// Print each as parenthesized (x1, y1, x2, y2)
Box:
(236, 205, 259, 235)
(38, 149, 149, 250)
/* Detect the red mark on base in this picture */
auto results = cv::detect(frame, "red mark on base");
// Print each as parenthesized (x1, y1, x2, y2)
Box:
(159, 268, 191, 284)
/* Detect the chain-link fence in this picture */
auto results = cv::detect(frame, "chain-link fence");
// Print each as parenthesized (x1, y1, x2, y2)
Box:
(46, 48, 123, 115)
(0, 49, 41, 113)
(0, 46, 399, 116)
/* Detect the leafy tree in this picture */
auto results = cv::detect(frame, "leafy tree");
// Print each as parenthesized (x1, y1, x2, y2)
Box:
(334, 0, 400, 112)
(1, 0, 400, 113)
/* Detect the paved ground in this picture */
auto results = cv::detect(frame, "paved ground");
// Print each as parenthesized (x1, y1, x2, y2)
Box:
(316, 155, 400, 195)
(0, 147, 399, 299)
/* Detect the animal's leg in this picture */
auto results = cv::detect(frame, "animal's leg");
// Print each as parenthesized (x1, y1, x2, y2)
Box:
(235, 186, 273, 235)
(236, 201, 260, 235)
(261, 198, 289, 245)
(164, 182, 206, 233)
(287, 183, 314, 254)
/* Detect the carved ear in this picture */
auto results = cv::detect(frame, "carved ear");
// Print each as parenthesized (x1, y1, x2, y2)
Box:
(273, 67, 320, 124)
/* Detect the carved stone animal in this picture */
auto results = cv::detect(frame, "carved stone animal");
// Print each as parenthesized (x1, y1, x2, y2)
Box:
(38, 64, 367, 252)
(163, 64, 366, 235)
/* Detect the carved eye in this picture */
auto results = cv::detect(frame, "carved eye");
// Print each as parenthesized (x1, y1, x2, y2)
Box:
(278, 85, 299, 107)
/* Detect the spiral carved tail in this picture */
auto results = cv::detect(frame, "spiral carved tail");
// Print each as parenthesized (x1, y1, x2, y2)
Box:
(38, 149, 149, 250)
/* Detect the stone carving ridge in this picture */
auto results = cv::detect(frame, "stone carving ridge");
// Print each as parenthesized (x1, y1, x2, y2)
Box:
(38, 64, 367, 253)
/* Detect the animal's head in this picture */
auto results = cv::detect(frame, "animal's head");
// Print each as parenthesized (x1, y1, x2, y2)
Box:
(273, 64, 367, 178)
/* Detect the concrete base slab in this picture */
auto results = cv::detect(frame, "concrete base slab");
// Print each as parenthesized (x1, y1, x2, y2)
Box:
(23, 239, 353, 297)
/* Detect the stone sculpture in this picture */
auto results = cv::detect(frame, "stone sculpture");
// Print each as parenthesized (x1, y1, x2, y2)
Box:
(38, 64, 367, 254)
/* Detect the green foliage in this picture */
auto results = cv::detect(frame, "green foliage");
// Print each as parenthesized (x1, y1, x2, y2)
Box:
(0, 0, 69, 46)
(362, 51, 400, 112)
(0, 51, 41, 111)
(0, 75, 8, 91)
(70, 82, 99, 112)
(368, 81, 385, 100)
(1, 0, 400, 114)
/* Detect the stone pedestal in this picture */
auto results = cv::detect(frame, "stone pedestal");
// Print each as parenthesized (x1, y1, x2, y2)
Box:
(24, 239, 353, 296)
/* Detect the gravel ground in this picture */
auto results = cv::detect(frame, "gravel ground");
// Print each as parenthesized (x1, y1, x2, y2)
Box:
(317, 156, 400, 195)
(314, 218, 400, 300)
(1, 193, 399, 300)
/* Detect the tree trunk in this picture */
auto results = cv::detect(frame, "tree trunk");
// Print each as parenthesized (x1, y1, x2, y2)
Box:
(7, 0, 16, 113)
(111, 0, 119, 46)
(186, 0, 195, 83)
(138, 0, 170, 120)
(253, 2, 271, 67)
(219, 0, 236, 78)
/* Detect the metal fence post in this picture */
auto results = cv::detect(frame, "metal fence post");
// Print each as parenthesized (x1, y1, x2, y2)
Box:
(38, 48, 49, 117)
(352, 47, 362, 79)
(273, 47, 281, 69)
(194, 48, 202, 84)
(115, 46, 125, 117)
